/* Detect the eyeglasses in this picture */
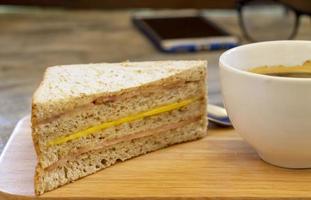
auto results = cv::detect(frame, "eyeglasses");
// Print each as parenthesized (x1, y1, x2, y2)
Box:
(237, 0, 311, 42)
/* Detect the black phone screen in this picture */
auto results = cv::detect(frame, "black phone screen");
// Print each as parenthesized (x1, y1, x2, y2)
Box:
(140, 16, 228, 40)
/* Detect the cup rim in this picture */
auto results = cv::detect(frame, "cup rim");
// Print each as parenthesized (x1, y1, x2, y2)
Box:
(219, 40, 311, 82)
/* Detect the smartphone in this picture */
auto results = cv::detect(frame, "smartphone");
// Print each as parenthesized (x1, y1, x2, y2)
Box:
(132, 14, 239, 52)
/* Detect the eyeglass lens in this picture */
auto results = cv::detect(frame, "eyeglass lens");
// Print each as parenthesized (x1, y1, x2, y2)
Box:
(241, 0, 297, 41)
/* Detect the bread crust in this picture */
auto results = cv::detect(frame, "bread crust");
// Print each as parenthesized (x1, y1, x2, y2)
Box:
(34, 118, 206, 195)
(31, 60, 208, 195)
(31, 61, 207, 124)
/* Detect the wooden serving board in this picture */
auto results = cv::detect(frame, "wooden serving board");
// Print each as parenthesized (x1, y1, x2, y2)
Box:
(1, 117, 311, 200)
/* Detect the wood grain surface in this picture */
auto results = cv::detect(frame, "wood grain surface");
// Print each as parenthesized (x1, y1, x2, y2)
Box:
(1, 116, 311, 200)
(0, 9, 237, 154)
(0, 8, 310, 155)
(0, 0, 237, 9)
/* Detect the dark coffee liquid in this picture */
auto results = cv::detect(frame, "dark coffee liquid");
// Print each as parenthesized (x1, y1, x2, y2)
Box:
(248, 60, 311, 78)
(262, 72, 311, 78)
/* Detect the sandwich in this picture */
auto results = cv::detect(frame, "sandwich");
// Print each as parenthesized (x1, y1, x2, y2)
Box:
(31, 60, 207, 195)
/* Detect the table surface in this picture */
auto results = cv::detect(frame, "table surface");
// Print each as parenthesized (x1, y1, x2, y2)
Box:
(2, 116, 311, 200)
(0, 7, 310, 154)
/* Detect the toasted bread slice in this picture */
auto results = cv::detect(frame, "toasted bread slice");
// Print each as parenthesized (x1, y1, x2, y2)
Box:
(32, 60, 207, 195)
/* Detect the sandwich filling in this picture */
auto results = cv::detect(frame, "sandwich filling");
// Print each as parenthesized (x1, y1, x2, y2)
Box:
(45, 115, 201, 171)
(47, 96, 202, 147)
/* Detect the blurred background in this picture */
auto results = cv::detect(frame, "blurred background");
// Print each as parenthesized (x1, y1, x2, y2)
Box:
(0, 0, 310, 153)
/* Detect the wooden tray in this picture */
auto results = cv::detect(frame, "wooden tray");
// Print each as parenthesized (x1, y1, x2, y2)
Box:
(1, 116, 311, 200)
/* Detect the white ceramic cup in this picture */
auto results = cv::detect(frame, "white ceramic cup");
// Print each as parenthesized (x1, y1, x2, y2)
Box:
(219, 40, 311, 168)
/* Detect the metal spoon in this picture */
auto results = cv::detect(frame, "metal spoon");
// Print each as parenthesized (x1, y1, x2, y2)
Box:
(207, 104, 232, 126)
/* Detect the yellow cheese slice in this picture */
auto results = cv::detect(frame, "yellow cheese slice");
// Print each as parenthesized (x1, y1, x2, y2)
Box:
(48, 97, 200, 146)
